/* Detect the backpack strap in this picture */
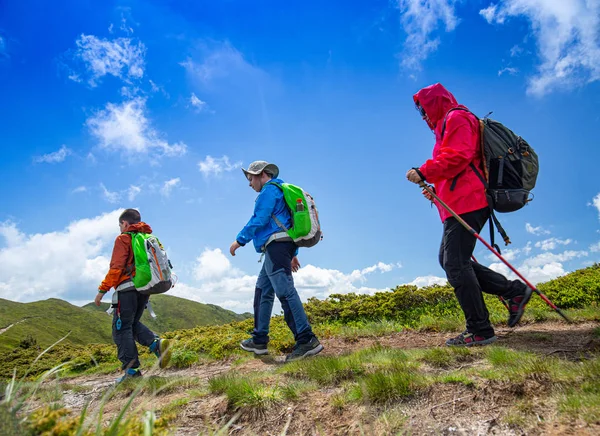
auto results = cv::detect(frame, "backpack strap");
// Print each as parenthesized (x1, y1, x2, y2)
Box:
(442, 110, 512, 250)
(264, 181, 290, 233)
(441, 107, 478, 139)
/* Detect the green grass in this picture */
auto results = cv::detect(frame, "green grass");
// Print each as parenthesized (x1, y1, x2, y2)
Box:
(437, 373, 475, 387)
(279, 380, 318, 400)
(281, 354, 365, 385)
(416, 347, 473, 368)
(352, 364, 422, 405)
(208, 374, 282, 415)
(169, 348, 201, 368)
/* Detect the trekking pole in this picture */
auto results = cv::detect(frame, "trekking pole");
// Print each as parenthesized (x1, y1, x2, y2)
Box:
(419, 182, 571, 323)
(472, 255, 510, 311)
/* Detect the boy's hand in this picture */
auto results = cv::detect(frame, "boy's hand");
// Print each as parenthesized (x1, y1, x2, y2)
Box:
(95, 292, 105, 306)
(291, 256, 301, 273)
(230, 241, 241, 256)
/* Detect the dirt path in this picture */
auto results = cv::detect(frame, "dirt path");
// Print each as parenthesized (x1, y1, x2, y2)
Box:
(50, 320, 599, 435)
(0, 318, 27, 335)
(321, 320, 599, 357)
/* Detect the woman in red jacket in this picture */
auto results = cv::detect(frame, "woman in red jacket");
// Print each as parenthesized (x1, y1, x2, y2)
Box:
(406, 83, 532, 346)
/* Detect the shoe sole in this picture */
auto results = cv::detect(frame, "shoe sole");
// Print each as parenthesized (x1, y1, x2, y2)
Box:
(240, 343, 269, 355)
(508, 287, 534, 328)
(285, 344, 324, 362)
(159, 340, 172, 369)
(446, 336, 497, 347)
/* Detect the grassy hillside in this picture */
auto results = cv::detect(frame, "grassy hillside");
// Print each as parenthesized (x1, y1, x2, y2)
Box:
(82, 294, 251, 334)
(0, 298, 113, 352)
(0, 294, 250, 353)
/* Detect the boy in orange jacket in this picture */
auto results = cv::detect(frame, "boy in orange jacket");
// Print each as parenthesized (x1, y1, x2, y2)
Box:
(95, 208, 171, 382)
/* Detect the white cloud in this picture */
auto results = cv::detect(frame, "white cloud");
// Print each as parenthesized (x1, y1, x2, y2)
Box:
(86, 97, 187, 157)
(100, 183, 120, 203)
(180, 41, 268, 89)
(128, 185, 141, 201)
(33, 145, 72, 164)
(189, 92, 209, 112)
(294, 262, 400, 301)
(0, 222, 25, 247)
(396, 0, 459, 71)
(72, 34, 145, 87)
(525, 222, 550, 235)
(498, 66, 519, 76)
(71, 186, 87, 194)
(193, 248, 240, 281)
(480, 4, 500, 23)
(592, 193, 600, 219)
(171, 254, 401, 313)
(534, 237, 572, 251)
(589, 241, 600, 252)
(160, 178, 180, 197)
(0, 210, 123, 302)
(489, 249, 588, 284)
(408, 275, 448, 287)
(486, 246, 522, 262)
(480, 0, 600, 96)
(510, 44, 524, 57)
(198, 155, 242, 177)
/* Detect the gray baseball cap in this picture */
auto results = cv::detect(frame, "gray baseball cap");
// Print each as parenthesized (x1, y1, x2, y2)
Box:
(241, 161, 279, 179)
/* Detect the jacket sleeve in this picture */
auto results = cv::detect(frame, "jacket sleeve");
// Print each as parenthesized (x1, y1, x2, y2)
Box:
(98, 235, 131, 292)
(236, 185, 278, 245)
(419, 114, 478, 184)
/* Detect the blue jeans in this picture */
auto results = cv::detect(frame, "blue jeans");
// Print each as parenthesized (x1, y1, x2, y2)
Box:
(252, 241, 314, 345)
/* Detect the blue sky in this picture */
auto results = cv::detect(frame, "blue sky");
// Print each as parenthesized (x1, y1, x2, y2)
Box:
(1, 0, 599, 313)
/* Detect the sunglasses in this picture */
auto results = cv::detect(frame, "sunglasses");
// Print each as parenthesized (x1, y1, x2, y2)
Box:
(415, 102, 427, 118)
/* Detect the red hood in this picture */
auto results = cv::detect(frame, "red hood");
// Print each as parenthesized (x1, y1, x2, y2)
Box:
(413, 83, 460, 129)
(124, 222, 152, 234)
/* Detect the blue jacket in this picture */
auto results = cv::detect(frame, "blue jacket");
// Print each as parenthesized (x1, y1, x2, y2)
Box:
(236, 178, 294, 253)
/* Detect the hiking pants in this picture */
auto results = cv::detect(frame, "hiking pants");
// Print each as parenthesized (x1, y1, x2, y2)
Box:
(252, 241, 315, 345)
(439, 207, 526, 337)
(112, 286, 157, 370)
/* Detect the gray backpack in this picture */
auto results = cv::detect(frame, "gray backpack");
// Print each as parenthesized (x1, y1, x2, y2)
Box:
(442, 108, 539, 250)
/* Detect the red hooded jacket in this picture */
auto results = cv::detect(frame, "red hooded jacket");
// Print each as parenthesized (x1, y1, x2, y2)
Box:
(98, 222, 152, 292)
(415, 83, 488, 222)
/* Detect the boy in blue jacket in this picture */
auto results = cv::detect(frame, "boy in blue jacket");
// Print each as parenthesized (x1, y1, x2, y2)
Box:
(230, 160, 323, 362)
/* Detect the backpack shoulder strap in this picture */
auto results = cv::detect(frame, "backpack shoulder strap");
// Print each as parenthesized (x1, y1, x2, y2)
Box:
(265, 181, 289, 232)
(441, 107, 479, 139)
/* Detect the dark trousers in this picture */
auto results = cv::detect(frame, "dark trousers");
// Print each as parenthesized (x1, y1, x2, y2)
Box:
(439, 207, 526, 337)
(112, 289, 157, 370)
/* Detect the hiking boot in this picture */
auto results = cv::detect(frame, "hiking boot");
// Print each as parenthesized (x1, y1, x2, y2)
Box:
(116, 368, 142, 384)
(150, 338, 172, 369)
(285, 337, 324, 362)
(445, 331, 497, 347)
(240, 338, 269, 355)
(507, 286, 533, 327)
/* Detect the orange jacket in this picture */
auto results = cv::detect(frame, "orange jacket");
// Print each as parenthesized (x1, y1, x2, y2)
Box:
(98, 222, 153, 292)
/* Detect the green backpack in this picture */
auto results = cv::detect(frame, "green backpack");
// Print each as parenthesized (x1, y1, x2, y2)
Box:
(267, 182, 322, 247)
(126, 232, 173, 295)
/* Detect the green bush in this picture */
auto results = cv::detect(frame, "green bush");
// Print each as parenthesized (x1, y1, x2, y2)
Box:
(170, 349, 199, 368)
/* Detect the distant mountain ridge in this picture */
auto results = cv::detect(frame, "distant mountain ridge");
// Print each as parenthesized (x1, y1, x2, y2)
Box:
(0, 294, 251, 352)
